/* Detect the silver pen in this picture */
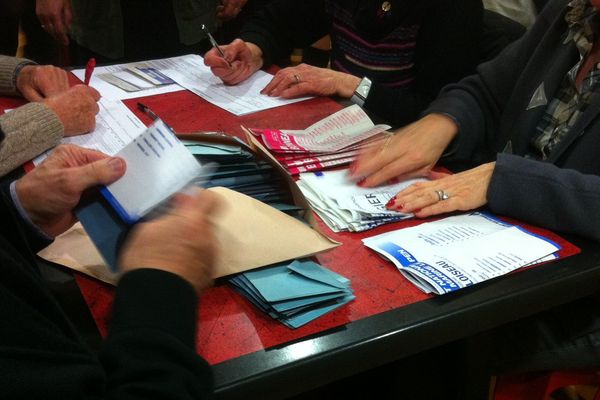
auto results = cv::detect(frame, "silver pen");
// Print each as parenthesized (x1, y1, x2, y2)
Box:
(201, 24, 232, 67)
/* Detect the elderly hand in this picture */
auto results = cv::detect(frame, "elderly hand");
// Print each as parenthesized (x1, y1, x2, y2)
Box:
(16, 64, 70, 101)
(119, 190, 220, 294)
(386, 162, 496, 218)
(204, 39, 263, 85)
(42, 84, 101, 137)
(261, 63, 360, 99)
(36, 0, 72, 46)
(15, 144, 126, 237)
(350, 114, 459, 186)
(217, 0, 247, 21)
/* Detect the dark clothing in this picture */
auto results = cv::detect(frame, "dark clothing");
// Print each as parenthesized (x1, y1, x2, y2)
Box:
(240, 0, 484, 127)
(0, 187, 212, 399)
(426, 0, 600, 242)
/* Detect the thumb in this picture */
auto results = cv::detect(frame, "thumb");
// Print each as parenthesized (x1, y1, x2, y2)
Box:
(71, 157, 126, 192)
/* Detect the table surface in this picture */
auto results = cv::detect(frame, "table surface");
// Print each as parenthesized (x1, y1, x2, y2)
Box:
(4, 79, 600, 400)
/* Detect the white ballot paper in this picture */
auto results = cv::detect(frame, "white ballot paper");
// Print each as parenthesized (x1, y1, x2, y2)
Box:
(33, 98, 147, 165)
(102, 119, 205, 223)
(298, 169, 427, 232)
(160, 54, 311, 116)
(363, 212, 560, 294)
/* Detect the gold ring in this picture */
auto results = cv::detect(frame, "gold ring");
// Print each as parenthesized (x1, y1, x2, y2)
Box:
(293, 74, 300, 84)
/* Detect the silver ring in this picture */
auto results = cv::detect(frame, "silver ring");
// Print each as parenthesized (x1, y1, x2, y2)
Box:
(293, 74, 300, 84)
(435, 190, 450, 201)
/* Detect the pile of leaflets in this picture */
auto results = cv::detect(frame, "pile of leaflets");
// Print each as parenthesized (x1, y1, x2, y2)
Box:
(247, 105, 390, 174)
(297, 169, 427, 232)
(229, 259, 354, 328)
(363, 212, 561, 294)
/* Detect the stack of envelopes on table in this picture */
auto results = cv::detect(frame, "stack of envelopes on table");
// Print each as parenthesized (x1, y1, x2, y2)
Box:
(245, 105, 390, 175)
(297, 169, 429, 232)
(183, 138, 304, 216)
(229, 259, 354, 328)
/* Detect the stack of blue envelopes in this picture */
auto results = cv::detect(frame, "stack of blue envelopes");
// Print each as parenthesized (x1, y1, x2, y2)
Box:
(184, 139, 304, 216)
(229, 259, 355, 328)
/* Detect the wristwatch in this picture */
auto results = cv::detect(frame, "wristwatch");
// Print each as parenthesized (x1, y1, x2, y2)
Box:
(351, 76, 372, 107)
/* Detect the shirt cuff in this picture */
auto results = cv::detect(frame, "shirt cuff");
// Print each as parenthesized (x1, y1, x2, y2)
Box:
(9, 180, 53, 240)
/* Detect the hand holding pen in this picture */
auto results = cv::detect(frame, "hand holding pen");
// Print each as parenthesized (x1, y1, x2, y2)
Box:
(201, 24, 231, 67)
(203, 38, 265, 85)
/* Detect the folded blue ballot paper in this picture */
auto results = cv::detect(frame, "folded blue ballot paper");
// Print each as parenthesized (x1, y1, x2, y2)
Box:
(229, 259, 354, 328)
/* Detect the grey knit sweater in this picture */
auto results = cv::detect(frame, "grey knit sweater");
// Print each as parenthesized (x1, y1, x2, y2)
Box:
(0, 56, 63, 176)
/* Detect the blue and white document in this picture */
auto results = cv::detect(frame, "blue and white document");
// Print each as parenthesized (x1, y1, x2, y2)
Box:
(101, 119, 206, 224)
(362, 212, 560, 294)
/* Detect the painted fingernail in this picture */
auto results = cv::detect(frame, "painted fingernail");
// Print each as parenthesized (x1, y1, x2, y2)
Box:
(385, 197, 396, 208)
(357, 179, 367, 187)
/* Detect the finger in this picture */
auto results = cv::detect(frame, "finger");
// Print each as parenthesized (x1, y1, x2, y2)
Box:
(260, 74, 283, 95)
(394, 189, 440, 213)
(428, 170, 451, 180)
(20, 86, 44, 102)
(359, 157, 428, 188)
(414, 199, 458, 218)
(278, 82, 310, 98)
(176, 189, 220, 222)
(69, 156, 126, 192)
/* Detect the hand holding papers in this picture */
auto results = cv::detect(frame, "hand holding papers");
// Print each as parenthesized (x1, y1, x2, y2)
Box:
(246, 105, 391, 174)
(363, 212, 561, 294)
(298, 169, 427, 232)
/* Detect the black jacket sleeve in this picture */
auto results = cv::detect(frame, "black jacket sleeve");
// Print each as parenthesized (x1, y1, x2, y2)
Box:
(239, 0, 332, 67)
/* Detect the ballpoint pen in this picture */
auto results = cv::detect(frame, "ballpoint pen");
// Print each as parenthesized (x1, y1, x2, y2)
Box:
(201, 24, 232, 67)
(84, 58, 96, 85)
(137, 102, 176, 133)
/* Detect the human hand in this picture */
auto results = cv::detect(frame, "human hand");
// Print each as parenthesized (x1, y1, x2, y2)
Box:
(16, 65, 70, 101)
(119, 190, 220, 294)
(386, 162, 495, 218)
(217, 0, 248, 21)
(260, 63, 360, 99)
(15, 145, 126, 237)
(350, 114, 459, 187)
(204, 39, 263, 85)
(36, 0, 73, 46)
(43, 84, 101, 137)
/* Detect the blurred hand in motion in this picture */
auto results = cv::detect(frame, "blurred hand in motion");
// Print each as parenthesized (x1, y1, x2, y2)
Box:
(36, 0, 73, 46)
(217, 0, 248, 21)
(43, 84, 101, 136)
(16, 65, 70, 101)
(204, 39, 263, 85)
(350, 114, 459, 187)
(385, 162, 496, 218)
(119, 190, 221, 294)
(15, 144, 126, 237)
(261, 63, 360, 99)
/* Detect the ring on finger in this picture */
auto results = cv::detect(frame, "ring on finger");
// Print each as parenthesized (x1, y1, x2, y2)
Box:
(435, 190, 450, 201)
(293, 74, 301, 84)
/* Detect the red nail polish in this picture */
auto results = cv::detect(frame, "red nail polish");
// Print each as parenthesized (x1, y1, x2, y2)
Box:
(385, 198, 395, 207)
(357, 179, 367, 187)
(413, 208, 422, 213)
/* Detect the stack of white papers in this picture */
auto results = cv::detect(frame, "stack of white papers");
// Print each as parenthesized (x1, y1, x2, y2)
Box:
(362, 212, 561, 294)
(298, 169, 426, 232)
(229, 259, 354, 328)
(248, 105, 390, 174)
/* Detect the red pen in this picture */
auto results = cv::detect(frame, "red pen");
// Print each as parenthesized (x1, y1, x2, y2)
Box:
(84, 58, 96, 85)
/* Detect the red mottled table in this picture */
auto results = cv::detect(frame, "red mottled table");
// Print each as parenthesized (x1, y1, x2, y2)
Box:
(2, 78, 598, 400)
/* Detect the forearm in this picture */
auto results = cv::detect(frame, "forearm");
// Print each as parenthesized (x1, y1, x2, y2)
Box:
(0, 56, 35, 96)
(0, 103, 63, 176)
(101, 269, 212, 399)
(239, 0, 331, 66)
(488, 154, 600, 242)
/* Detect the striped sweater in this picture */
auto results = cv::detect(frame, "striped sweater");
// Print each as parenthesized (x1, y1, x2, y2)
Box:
(240, 0, 483, 126)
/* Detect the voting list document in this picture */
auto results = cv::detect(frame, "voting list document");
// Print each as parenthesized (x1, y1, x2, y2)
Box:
(102, 119, 205, 223)
(33, 98, 147, 165)
(362, 213, 561, 294)
(160, 54, 311, 116)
